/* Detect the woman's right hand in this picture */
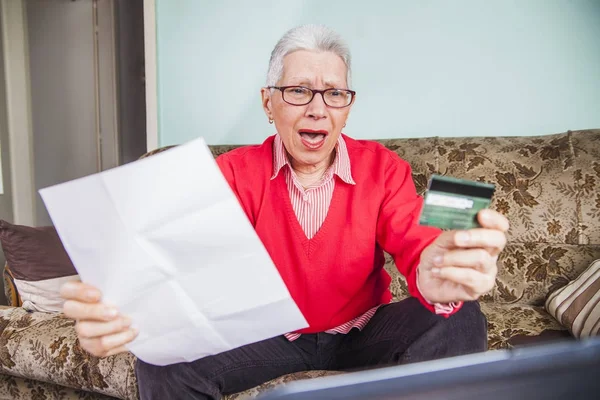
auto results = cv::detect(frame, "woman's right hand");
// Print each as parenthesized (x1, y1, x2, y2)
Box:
(60, 281, 138, 357)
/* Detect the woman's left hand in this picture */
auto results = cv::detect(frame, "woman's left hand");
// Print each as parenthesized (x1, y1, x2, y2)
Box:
(417, 209, 509, 304)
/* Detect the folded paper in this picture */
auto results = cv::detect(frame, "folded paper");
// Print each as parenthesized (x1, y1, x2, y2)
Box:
(40, 138, 308, 365)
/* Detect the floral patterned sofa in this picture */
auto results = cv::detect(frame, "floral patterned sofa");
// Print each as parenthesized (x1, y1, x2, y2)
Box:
(0, 129, 599, 399)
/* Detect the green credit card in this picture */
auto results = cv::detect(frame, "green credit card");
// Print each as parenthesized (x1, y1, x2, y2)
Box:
(419, 174, 495, 230)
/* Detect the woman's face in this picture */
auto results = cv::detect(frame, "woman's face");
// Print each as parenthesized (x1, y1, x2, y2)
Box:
(261, 50, 354, 171)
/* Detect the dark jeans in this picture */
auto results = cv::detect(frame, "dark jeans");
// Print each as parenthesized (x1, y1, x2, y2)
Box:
(135, 298, 487, 400)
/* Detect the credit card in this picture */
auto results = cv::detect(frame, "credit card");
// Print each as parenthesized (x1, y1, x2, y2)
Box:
(419, 174, 495, 230)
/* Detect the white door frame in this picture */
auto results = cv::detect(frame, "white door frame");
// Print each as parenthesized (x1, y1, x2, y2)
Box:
(143, 0, 158, 151)
(0, 0, 36, 226)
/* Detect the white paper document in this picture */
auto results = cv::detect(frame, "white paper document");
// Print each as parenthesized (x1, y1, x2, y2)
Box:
(40, 138, 308, 366)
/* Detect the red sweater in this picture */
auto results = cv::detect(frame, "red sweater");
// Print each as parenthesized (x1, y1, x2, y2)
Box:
(217, 135, 442, 334)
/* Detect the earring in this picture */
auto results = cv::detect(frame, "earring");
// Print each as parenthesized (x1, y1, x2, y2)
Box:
(343, 123, 346, 128)
(269, 119, 274, 124)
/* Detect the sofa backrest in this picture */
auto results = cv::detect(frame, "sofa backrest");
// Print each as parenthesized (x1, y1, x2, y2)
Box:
(202, 129, 600, 306)
(374, 129, 600, 306)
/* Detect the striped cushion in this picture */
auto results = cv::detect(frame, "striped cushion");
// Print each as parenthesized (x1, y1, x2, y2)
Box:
(546, 259, 600, 338)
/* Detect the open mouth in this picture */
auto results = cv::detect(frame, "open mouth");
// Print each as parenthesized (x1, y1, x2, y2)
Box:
(298, 129, 328, 150)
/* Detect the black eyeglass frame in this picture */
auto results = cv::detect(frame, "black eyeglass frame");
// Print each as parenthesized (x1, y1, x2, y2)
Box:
(267, 86, 356, 108)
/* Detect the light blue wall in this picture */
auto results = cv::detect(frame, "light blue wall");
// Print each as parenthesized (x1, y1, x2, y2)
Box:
(155, 0, 600, 146)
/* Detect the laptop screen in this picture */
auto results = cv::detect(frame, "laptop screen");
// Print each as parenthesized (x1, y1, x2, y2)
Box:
(258, 337, 600, 400)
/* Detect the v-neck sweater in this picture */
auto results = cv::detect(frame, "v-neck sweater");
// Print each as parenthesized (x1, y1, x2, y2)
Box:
(217, 134, 443, 334)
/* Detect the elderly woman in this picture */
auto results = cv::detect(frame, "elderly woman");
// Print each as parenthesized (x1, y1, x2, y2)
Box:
(61, 25, 508, 400)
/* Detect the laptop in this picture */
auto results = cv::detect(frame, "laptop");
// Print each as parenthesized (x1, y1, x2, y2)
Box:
(257, 337, 600, 400)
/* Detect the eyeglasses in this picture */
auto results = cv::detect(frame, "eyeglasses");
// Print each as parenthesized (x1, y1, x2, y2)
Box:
(268, 86, 356, 108)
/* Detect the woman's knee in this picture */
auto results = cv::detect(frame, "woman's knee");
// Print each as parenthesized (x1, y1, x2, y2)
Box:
(447, 301, 488, 350)
(135, 359, 215, 400)
(135, 359, 177, 398)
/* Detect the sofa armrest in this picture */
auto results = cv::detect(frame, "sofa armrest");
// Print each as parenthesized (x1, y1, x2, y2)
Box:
(3, 263, 22, 307)
(0, 307, 138, 400)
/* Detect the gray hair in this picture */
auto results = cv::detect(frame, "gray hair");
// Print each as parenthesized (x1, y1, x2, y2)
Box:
(266, 25, 352, 88)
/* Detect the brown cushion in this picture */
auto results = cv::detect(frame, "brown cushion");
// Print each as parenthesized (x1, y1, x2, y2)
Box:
(0, 220, 76, 280)
(0, 220, 79, 312)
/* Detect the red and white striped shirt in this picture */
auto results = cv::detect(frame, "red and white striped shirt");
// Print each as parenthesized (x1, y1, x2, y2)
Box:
(271, 134, 455, 341)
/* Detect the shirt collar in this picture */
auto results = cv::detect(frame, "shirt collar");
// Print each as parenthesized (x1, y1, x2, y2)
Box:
(271, 134, 355, 185)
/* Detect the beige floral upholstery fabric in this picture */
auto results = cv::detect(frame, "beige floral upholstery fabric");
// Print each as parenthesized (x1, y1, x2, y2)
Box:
(380, 131, 599, 241)
(0, 129, 598, 399)
(480, 302, 567, 350)
(494, 243, 600, 306)
(0, 374, 117, 399)
(380, 130, 600, 303)
(0, 307, 137, 399)
(576, 134, 600, 244)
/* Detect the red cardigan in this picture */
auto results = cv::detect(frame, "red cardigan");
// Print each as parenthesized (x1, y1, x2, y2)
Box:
(217, 135, 443, 334)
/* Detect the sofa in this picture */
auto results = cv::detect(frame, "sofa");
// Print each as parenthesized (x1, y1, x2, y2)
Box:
(0, 129, 598, 399)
